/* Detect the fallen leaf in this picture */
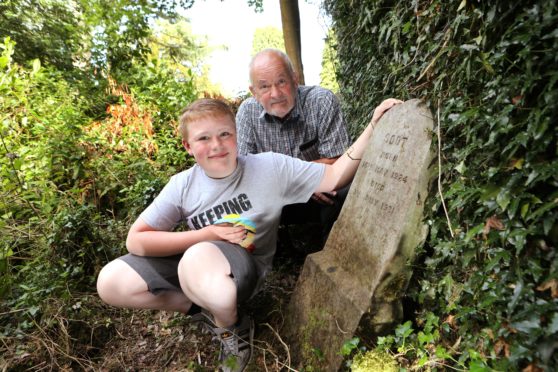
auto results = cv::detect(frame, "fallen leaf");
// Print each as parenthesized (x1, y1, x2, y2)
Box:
(483, 328, 494, 340)
(523, 363, 543, 372)
(483, 215, 505, 238)
(494, 337, 510, 357)
(444, 314, 457, 329)
(509, 157, 524, 170)
(536, 278, 558, 298)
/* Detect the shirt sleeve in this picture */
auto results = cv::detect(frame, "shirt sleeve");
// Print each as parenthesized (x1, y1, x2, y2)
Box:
(236, 100, 257, 155)
(270, 153, 325, 204)
(139, 174, 184, 230)
(316, 90, 351, 158)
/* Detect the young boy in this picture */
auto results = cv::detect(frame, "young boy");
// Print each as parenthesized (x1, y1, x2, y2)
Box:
(96, 97, 401, 371)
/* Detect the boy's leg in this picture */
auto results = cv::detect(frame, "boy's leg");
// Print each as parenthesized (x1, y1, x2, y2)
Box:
(177, 241, 257, 328)
(178, 242, 237, 327)
(97, 258, 194, 313)
(178, 241, 256, 371)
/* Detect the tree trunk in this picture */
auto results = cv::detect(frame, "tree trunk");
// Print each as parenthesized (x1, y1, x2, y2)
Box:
(279, 0, 305, 84)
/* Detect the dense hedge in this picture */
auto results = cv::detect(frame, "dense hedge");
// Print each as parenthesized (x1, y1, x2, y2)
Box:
(324, 0, 557, 370)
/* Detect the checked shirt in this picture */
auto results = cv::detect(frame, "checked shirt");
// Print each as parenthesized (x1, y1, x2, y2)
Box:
(236, 86, 350, 161)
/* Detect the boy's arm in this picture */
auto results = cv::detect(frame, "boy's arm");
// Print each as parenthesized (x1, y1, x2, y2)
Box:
(126, 218, 248, 256)
(316, 98, 403, 193)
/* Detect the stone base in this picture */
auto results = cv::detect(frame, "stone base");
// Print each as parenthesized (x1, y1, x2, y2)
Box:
(284, 250, 371, 371)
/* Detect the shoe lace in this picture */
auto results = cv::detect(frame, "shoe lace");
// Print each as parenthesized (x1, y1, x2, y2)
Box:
(217, 331, 240, 355)
(213, 324, 251, 356)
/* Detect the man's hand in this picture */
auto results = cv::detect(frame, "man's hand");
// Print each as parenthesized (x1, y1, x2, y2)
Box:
(311, 191, 336, 205)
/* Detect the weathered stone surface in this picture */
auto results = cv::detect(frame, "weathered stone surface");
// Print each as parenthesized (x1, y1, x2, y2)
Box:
(284, 99, 435, 371)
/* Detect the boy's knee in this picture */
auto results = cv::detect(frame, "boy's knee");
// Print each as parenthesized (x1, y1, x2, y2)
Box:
(96, 265, 111, 302)
(180, 242, 214, 266)
(179, 242, 229, 290)
(96, 260, 124, 304)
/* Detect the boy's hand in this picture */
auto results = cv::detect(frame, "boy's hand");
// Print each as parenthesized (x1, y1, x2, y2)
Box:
(207, 224, 247, 245)
(370, 98, 404, 126)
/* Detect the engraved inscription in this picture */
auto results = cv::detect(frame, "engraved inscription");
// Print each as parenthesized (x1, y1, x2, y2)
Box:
(380, 201, 395, 215)
(384, 133, 409, 150)
(369, 179, 385, 192)
(379, 151, 399, 163)
(364, 194, 379, 206)
(352, 188, 361, 198)
(364, 194, 395, 215)
(390, 170, 408, 183)
(360, 160, 373, 170)
(374, 165, 390, 177)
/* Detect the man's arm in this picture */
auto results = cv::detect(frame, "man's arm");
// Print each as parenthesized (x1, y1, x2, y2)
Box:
(126, 218, 248, 257)
(236, 100, 257, 155)
(316, 89, 351, 159)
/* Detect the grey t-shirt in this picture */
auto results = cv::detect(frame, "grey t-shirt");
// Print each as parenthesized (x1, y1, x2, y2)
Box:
(140, 152, 325, 279)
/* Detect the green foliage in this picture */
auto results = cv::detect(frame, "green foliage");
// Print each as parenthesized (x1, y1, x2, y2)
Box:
(0, 27, 200, 366)
(0, 0, 82, 72)
(149, 18, 219, 95)
(351, 349, 397, 372)
(251, 26, 286, 56)
(324, 0, 558, 370)
(320, 29, 339, 93)
(341, 337, 361, 356)
(0, 0, 194, 80)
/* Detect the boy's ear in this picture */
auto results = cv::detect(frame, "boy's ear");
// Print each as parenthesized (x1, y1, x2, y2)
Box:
(182, 139, 193, 155)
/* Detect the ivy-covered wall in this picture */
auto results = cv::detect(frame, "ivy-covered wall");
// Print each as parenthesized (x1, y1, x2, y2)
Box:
(324, 0, 557, 370)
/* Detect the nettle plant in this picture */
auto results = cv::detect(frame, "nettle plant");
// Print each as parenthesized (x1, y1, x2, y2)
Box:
(324, 0, 557, 370)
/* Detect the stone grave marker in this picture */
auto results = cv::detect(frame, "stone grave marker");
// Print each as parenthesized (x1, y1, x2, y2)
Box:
(284, 99, 435, 370)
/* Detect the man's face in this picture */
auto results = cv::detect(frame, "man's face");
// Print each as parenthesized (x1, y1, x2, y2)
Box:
(183, 115, 238, 178)
(249, 54, 298, 119)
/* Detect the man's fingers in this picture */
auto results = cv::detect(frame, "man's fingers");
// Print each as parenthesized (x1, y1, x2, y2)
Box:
(312, 192, 335, 205)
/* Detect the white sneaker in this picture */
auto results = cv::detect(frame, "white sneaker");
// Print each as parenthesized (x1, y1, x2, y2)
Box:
(212, 314, 254, 372)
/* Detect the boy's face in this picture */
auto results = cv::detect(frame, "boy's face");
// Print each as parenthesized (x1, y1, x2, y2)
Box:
(182, 115, 238, 178)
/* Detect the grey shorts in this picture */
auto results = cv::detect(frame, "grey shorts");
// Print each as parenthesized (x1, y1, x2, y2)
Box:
(119, 241, 258, 303)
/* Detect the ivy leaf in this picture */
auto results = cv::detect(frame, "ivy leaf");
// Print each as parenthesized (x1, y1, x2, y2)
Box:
(455, 160, 467, 174)
(508, 281, 524, 312)
(548, 312, 558, 334)
(520, 202, 530, 219)
(496, 189, 511, 211)
(460, 44, 479, 51)
(340, 337, 360, 356)
(395, 321, 413, 339)
(511, 317, 540, 334)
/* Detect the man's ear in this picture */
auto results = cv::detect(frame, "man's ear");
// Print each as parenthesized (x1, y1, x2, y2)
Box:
(182, 139, 193, 156)
(249, 84, 256, 97)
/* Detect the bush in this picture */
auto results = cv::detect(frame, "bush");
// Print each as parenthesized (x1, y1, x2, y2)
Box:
(324, 0, 557, 369)
(0, 35, 199, 368)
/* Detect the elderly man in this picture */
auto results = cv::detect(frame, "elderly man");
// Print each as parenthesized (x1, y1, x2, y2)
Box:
(236, 48, 351, 251)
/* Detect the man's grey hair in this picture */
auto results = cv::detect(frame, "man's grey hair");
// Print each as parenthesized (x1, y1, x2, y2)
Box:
(249, 48, 296, 84)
